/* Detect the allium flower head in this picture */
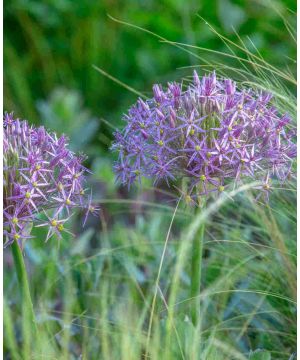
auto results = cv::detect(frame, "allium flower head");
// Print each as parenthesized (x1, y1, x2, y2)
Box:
(3, 113, 99, 247)
(112, 71, 296, 202)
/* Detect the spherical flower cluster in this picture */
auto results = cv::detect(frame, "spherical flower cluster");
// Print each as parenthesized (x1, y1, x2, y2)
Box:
(3, 113, 99, 247)
(112, 71, 296, 203)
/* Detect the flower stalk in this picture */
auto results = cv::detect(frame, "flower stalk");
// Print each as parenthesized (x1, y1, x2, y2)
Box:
(11, 241, 36, 330)
(190, 198, 206, 326)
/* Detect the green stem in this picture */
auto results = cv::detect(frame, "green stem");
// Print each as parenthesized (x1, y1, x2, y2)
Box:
(11, 241, 36, 329)
(190, 207, 205, 326)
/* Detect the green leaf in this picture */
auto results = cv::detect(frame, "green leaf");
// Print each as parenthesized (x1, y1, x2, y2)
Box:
(249, 350, 271, 360)
(36, 88, 99, 152)
(70, 228, 95, 256)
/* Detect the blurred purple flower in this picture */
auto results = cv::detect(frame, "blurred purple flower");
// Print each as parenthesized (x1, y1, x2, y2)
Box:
(3, 113, 99, 247)
(112, 71, 296, 202)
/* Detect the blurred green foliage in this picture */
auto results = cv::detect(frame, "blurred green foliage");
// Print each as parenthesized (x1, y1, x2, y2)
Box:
(4, 188, 296, 359)
(4, 0, 296, 136)
(36, 87, 99, 152)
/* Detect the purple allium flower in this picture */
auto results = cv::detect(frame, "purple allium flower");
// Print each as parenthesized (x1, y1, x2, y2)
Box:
(112, 71, 296, 202)
(3, 113, 99, 247)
